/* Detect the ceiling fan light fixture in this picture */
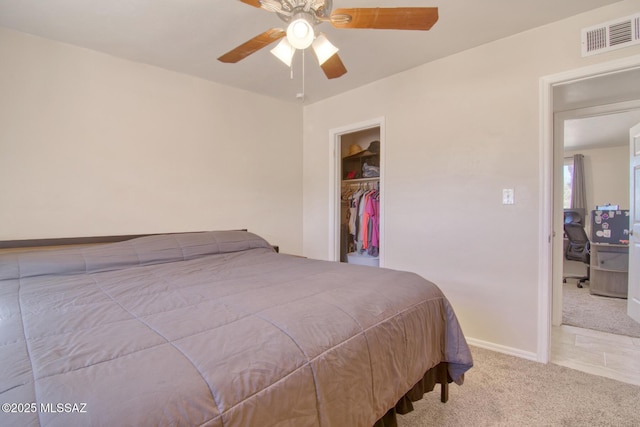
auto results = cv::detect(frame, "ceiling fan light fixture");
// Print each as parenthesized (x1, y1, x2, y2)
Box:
(270, 38, 295, 67)
(312, 33, 339, 65)
(222, 3, 439, 80)
(286, 14, 315, 49)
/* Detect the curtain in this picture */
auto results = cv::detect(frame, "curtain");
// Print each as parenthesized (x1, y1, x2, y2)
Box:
(571, 154, 586, 209)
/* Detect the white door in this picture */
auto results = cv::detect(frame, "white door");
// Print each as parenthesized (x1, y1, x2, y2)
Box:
(629, 122, 640, 323)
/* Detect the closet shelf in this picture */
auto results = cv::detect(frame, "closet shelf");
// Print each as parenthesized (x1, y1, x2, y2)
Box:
(343, 177, 379, 183)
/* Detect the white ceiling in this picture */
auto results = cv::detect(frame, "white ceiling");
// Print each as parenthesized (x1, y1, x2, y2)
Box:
(0, 0, 621, 104)
(564, 110, 640, 150)
(555, 68, 640, 150)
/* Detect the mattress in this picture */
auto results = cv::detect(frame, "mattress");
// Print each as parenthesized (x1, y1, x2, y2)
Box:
(0, 230, 472, 426)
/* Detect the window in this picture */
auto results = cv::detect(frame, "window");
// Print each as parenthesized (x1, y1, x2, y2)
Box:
(563, 157, 574, 209)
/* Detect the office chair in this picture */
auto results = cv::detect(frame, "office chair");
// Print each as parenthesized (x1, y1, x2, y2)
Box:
(563, 222, 591, 288)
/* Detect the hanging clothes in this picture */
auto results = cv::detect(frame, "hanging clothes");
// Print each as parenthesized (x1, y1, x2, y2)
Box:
(342, 183, 380, 257)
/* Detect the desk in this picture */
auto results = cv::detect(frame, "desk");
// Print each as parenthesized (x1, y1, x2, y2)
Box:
(590, 243, 629, 298)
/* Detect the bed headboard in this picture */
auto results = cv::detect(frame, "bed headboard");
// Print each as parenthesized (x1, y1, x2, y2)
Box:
(0, 230, 249, 253)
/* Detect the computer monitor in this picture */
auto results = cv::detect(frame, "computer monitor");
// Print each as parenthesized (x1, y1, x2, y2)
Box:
(563, 208, 586, 226)
(596, 204, 619, 210)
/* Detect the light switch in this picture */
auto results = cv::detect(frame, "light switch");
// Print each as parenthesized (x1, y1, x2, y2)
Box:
(502, 188, 514, 205)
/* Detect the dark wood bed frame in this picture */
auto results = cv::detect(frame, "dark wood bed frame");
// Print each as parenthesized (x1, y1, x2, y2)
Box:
(0, 231, 218, 250)
(0, 230, 288, 253)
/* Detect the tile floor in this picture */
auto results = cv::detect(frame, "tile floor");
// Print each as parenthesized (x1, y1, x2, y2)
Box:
(551, 324, 640, 386)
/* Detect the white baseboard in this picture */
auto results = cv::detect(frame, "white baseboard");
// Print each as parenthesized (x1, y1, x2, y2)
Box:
(465, 337, 539, 362)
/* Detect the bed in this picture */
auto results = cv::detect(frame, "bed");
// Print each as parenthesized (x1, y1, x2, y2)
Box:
(0, 230, 472, 426)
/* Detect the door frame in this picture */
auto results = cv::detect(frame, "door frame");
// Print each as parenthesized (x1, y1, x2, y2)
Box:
(329, 117, 385, 265)
(629, 121, 640, 323)
(539, 55, 640, 362)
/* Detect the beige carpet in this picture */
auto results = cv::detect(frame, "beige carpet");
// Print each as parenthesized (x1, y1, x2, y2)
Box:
(562, 282, 640, 338)
(397, 346, 640, 427)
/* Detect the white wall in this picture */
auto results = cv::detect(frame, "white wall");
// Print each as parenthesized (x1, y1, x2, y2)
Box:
(302, 0, 640, 356)
(0, 27, 303, 254)
(566, 145, 630, 211)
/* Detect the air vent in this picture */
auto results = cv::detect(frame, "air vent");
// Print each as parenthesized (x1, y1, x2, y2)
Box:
(581, 13, 640, 56)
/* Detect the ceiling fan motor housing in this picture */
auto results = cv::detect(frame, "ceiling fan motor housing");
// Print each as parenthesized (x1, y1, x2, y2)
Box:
(273, 0, 332, 23)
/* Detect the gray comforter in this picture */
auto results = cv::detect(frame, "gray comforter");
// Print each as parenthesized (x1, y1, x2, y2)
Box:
(0, 230, 472, 426)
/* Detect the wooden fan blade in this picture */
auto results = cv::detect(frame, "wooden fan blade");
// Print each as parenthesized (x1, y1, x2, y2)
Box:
(218, 28, 285, 63)
(238, 0, 262, 8)
(330, 7, 438, 31)
(320, 53, 347, 79)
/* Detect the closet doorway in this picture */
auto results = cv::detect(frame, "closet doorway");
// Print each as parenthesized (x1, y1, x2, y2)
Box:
(330, 117, 385, 267)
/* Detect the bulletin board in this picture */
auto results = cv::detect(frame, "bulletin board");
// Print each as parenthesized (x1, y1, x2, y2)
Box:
(591, 210, 630, 244)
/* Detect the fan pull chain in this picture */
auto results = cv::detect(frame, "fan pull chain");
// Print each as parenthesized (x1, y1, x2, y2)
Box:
(295, 49, 305, 102)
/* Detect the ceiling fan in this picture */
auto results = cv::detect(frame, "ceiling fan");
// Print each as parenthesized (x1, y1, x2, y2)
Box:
(218, 0, 438, 79)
